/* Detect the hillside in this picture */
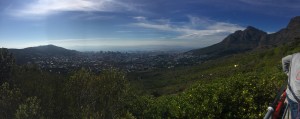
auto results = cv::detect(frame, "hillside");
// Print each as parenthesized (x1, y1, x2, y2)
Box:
(129, 41, 292, 95)
(190, 16, 300, 57)
(8, 44, 79, 64)
(126, 38, 300, 118)
(9, 44, 79, 56)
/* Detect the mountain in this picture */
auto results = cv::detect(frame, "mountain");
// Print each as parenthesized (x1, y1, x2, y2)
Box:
(9, 44, 79, 56)
(24, 44, 78, 56)
(189, 26, 267, 56)
(190, 16, 300, 57)
(9, 44, 79, 64)
(259, 16, 300, 48)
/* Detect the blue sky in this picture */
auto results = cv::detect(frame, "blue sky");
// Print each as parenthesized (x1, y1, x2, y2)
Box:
(0, 0, 300, 51)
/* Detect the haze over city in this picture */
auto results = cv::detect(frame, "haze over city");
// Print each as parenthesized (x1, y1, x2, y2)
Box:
(1, 0, 300, 51)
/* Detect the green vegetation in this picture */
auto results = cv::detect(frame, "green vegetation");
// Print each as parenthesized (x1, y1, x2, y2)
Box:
(127, 41, 299, 118)
(65, 69, 129, 118)
(0, 48, 15, 84)
(1, 41, 300, 118)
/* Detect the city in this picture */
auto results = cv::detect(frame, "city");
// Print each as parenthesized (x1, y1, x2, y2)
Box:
(17, 50, 206, 74)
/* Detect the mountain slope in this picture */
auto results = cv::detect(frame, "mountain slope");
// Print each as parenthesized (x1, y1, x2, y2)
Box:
(190, 16, 300, 57)
(22, 44, 78, 56)
(129, 37, 300, 118)
(259, 16, 300, 48)
(190, 26, 267, 56)
(9, 44, 79, 64)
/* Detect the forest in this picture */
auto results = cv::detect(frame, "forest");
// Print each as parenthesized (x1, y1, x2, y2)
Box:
(2, 41, 300, 118)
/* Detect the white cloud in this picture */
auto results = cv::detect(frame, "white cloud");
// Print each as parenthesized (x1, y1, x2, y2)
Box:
(207, 22, 243, 32)
(132, 16, 244, 41)
(133, 23, 173, 31)
(187, 15, 212, 27)
(133, 16, 147, 21)
(10, 0, 139, 18)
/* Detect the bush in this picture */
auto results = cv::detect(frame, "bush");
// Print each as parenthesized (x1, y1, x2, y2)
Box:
(15, 96, 43, 119)
(65, 68, 129, 118)
(0, 82, 22, 119)
(0, 48, 15, 84)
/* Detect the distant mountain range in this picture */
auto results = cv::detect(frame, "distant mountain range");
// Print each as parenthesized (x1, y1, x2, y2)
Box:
(189, 16, 300, 57)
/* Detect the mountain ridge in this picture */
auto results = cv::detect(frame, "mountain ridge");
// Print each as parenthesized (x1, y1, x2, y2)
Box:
(8, 44, 79, 64)
(189, 16, 300, 57)
(9, 44, 79, 55)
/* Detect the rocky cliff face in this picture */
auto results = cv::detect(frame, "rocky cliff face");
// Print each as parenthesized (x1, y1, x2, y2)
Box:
(259, 16, 300, 48)
(221, 26, 266, 49)
(189, 26, 267, 56)
(190, 16, 300, 56)
(287, 16, 300, 30)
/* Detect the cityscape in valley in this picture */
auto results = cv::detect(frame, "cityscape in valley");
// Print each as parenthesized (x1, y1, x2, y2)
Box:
(9, 45, 205, 74)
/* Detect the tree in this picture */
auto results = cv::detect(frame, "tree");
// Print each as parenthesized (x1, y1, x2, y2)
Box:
(65, 68, 129, 118)
(0, 83, 22, 119)
(0, 48, 15, 84)
(15, 96, 43, 119)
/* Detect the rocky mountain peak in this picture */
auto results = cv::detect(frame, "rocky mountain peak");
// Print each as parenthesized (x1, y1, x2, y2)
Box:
(246, 26, 258, 30)
(287, 16, 300, 29)
(222, 26, 266, 45)
(244, 26, 266, 33)
(226, 26, 266, 39)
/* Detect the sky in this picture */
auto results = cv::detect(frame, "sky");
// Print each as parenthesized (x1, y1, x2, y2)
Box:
(0, 0, 300, 51)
